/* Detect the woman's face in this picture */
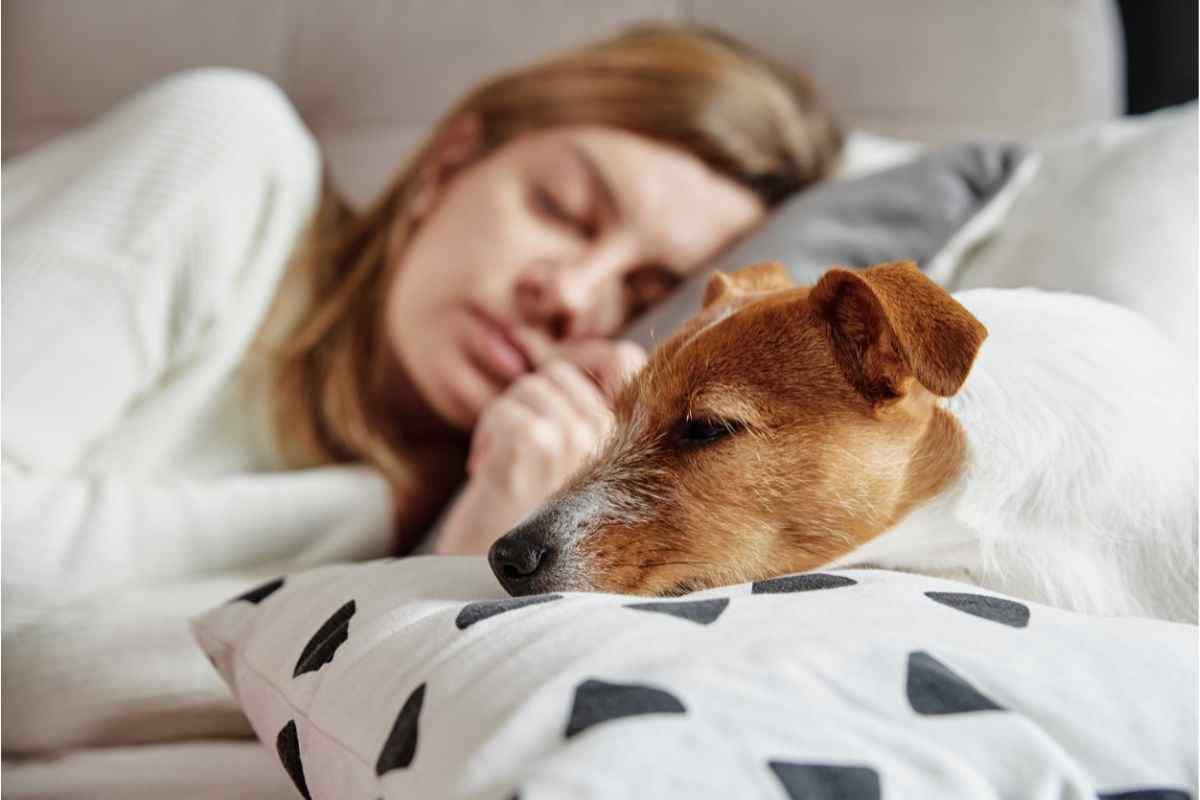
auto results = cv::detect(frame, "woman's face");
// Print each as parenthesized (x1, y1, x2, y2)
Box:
(383, 125, 766, 430)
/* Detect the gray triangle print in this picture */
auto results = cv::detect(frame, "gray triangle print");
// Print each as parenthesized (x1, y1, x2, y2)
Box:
(230, 576, 285, 604)
(294, 599, 356, 678)
(906, 650, 1005, 715)
(565, 679, 686, 738)
(376, 683, 425, 775)
(752, 573, 857, 594)
(625, 597, 729, 625)
(925, 591, 1030, 627)
(768, 761, 881, 800)
(455, 594, 563, 629)
(276, 719, 311, 800)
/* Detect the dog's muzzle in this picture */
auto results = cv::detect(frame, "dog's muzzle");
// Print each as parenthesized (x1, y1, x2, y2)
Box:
(488, 493, 595, 595)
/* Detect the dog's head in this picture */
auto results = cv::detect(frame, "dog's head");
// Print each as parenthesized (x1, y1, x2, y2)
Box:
(489, 260, 987, 596)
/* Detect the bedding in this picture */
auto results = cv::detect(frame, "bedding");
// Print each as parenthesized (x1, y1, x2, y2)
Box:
(191, 556, 1198, 799)
(0, 70, 391, 759)
(5, 106, 1197, 798)
(1, 740, 294, 800)
(950, 103, 1198, 365)
(623, 140, 1032, 348)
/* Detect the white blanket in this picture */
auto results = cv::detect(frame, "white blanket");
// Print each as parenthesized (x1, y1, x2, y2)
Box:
(3, 740, 293, 800)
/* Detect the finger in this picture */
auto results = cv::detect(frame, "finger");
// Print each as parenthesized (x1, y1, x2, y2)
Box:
(469, 391, 530, 473)
(506, 372, 579, 424)
(467, 411, 496, 475)
(488, 401, 580, 496)
(561, 339, 647, 400)
(466, 432, 486, 476)
(469, 397, 542, 476)
(482, 390, 594, 466)
(539, 359, 612, 421)
(604, 340, 648, 397)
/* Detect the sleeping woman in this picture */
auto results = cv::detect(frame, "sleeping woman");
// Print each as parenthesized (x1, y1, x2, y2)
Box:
(1, 23, 840, 751)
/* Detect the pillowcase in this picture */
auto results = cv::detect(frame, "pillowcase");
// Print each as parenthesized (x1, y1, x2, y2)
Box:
(832, 130, 925, 181)
(192, 557, 1197, 800)
(622, 140, 1032, 348)
(949, 103, 1198, 365)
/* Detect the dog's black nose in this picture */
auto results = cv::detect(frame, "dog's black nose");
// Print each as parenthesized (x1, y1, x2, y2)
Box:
(488, 532, 553, 593)
(489, 534, 549, 578)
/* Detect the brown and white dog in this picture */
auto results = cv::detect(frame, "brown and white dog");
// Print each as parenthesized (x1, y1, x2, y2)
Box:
(489, 261, 1198, 622)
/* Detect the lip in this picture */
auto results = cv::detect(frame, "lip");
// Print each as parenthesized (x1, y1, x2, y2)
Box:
(465, 306, 533, 383)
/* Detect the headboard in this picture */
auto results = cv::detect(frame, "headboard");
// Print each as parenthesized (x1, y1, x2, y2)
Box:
(2, 0, 1123, 209)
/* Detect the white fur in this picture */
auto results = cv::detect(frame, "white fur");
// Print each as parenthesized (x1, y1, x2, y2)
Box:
(826, 288, 1198, 622)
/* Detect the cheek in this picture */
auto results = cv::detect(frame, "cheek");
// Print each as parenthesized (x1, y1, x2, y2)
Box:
(592, 281, 637, 336)
(567, 471, 763, 595)
(578, 517, 776, 596)
(381, 257, 482, 429)
(405, 175, 528, 290)
(386, 198, 520, 346)
(384, 262, 449, 383)
(576, 519, 701, 594)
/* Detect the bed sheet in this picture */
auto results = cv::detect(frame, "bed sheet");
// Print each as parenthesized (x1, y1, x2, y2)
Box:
(2, 739, 294, 800)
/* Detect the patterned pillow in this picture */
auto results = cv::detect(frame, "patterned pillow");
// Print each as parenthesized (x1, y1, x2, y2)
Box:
(191, 557, 1197, 800)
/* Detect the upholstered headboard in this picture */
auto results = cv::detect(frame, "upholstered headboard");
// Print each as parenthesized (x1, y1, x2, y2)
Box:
(2, 0, 1123, 209)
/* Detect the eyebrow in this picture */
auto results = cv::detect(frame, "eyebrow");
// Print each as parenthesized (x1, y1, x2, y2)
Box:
(568, 142, 622, 222)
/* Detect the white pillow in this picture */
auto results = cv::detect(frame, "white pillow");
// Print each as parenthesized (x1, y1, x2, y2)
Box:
(834, 130, 925, 180)
(949, 103, 1198, 367)
(192, 556, 1197, 800)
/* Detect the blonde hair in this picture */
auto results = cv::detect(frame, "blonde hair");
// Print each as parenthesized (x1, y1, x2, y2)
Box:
(255, 24, 843, 543)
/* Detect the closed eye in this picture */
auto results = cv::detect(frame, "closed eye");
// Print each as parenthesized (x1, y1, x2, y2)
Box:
(531, 184, 597, 240)
(675, 417, 743, 449)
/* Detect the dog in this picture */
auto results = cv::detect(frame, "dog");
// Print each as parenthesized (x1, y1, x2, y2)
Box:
(489, 261, 1198, 622)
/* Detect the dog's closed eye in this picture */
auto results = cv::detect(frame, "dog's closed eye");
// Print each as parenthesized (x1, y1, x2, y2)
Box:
(675, 418, 744, 449)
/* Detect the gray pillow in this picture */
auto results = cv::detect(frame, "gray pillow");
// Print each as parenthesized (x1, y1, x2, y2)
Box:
(623, 142, 1028, 348)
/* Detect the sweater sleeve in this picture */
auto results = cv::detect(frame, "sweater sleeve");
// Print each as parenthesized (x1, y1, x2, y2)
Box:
(0, 72, 418, 757)
(0, 70, 393, 621)
(2, 68, 321, 471)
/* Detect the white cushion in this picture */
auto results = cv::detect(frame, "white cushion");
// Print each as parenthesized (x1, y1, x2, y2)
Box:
(950, 104, 1199, 367)
(192, 557, 1197, 799)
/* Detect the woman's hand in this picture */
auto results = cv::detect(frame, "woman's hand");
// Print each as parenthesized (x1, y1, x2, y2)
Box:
(432, 339, 646, 556)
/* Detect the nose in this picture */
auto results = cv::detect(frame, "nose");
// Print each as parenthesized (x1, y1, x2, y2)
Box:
(488, 530, 556, 595)
(517, 246, 631, 340)
(517, 268, 600, 340)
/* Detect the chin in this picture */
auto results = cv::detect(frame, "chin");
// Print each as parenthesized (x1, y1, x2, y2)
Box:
(438, 351, 500, 431)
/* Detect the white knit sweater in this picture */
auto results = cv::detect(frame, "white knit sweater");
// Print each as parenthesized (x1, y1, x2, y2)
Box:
(2, 69, 396, 753)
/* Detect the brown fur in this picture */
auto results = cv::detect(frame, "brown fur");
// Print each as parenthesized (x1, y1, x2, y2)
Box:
(562, 260, 987, 595)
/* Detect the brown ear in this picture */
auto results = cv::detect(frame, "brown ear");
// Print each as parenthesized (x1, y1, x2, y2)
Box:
(703, 261, 793, 308)
(703, 272, 736, 308)
(808, 260, 987, 405)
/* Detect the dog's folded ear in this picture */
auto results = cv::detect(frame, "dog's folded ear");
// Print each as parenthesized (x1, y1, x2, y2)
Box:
(703, 261, 793, 308)
(809, 261, 987, 406)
